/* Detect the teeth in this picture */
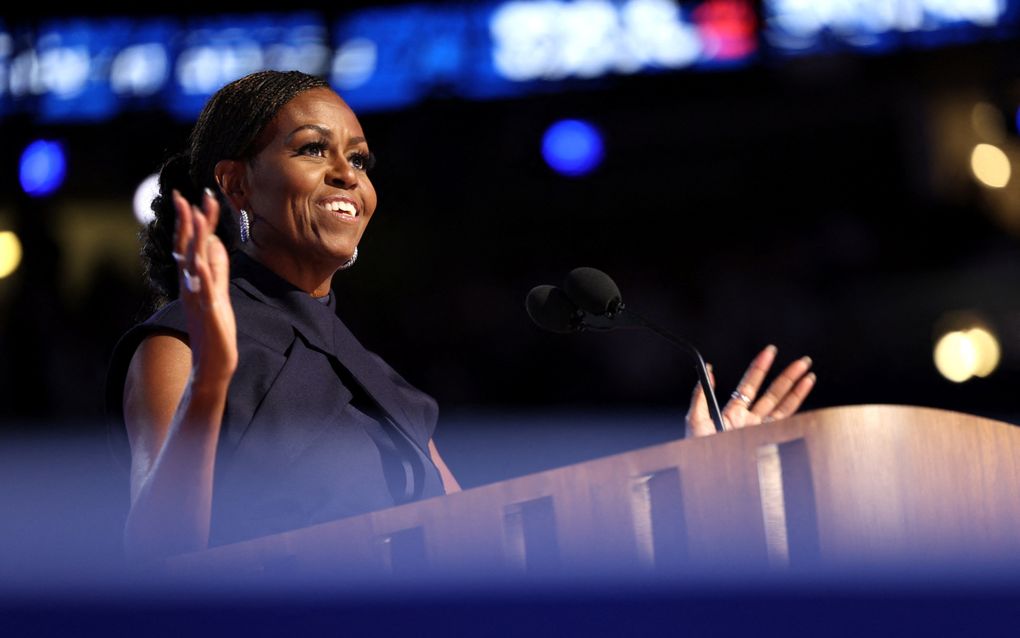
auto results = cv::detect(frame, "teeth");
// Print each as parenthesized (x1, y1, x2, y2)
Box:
(326, 200, 357, 216)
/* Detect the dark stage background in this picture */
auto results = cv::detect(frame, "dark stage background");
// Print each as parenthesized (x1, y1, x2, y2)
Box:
(1, 2, 1020, 633)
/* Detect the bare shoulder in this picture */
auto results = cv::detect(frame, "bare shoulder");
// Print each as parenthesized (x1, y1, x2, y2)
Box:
(124, 332, 192, 409)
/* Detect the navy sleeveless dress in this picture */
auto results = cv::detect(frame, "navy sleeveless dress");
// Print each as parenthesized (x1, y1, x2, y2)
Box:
(105, 252, 446, 547)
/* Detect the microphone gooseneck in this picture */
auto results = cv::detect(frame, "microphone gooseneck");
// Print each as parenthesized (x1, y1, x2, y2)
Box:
(526, 268, 727, 433)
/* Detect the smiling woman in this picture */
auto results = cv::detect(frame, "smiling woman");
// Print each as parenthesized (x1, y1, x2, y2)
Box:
(103, 70, 459, 562)
(101, 69, 815, 566)
(215, 89, 377, 296)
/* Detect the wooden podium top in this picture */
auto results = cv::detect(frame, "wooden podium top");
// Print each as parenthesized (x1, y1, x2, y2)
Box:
(162, 404, 1020, 583)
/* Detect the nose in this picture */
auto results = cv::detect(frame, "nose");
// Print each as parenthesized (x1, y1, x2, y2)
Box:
(327, 155, 358, 188)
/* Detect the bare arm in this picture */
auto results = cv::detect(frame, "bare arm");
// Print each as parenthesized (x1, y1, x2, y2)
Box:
(429, 439, 461, 494)
(122, 335, 228, 560)
(122, 189, 237, 562)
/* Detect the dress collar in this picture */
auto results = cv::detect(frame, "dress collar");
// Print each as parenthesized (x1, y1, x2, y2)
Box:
(229, 251, 337, 354)
(228, 251, 420, 442)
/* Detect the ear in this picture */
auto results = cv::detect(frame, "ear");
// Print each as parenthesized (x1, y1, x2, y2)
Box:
(213, 159, 249, 212)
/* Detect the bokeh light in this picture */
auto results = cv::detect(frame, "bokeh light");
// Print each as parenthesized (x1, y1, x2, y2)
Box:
(0, 231, 24, 279)
(541, 119, 604, 177)
(970, 102, 1006, 143)
(970, 143, 1011, 188)
(933, 326, 1001, 383)
(19, 139, 68, 197)
(133, 173, 160, 225)
(966, 327, 1001, 378)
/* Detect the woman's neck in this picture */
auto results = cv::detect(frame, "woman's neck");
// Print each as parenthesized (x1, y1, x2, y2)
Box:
(240, 247, 335, 298)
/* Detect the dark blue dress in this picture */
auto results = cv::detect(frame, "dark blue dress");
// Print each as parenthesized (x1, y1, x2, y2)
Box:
(105, 252, 446, 547)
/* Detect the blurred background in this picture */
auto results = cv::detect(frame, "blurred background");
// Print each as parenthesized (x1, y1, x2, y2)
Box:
(2, 0, 1020, 595)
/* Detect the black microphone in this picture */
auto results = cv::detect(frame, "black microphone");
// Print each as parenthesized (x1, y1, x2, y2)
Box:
(563, 266, 623, 316)
(528, 268, 727, 433)
(525, 284, 581, 334)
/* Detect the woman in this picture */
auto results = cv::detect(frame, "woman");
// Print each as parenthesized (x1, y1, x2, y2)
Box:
(106, 70, 815, 562)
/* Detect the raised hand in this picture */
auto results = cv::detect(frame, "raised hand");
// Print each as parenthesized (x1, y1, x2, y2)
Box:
(172, 188, 238, 385)
(685, 345, 816, 437)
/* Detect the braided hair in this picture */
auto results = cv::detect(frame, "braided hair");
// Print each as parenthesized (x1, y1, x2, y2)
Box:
(140, 70, 331, 312)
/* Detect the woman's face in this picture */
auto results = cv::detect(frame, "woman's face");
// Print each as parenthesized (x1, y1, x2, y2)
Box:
(241, 87, 377, 272)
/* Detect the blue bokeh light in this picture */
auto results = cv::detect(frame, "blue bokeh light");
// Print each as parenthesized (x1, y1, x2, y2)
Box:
(19, 140, 67, 197)
(541, 119, 604, 177)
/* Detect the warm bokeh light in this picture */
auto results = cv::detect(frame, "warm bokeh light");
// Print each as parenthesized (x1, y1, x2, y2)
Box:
(934, 331, 977, 383)
(966, 327, 1001, 378)
(133, 173, 160, 225)
(933, 325, 1002, 383)
(970, 143, 1011, 188)
(0, 231, 24, 279)
(970, 102, 1006, 143)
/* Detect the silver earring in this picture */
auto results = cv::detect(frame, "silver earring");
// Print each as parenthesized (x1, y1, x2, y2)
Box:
(338, 246, 358, 270)
(239, 209, 250, 244)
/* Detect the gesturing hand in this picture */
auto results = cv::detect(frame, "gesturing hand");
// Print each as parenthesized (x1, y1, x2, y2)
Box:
(172, 188, 238, 386)
(685, 345, 816, 438)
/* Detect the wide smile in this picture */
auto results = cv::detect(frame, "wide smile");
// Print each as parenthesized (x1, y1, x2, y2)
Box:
(319, 197, 360, 223)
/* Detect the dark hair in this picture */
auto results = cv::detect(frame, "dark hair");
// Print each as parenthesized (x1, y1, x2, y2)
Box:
(140, 70, 332, 311)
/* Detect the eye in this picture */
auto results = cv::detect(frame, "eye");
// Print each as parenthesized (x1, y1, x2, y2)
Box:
(296, 140, 329, 157)
(348, 151, 376, 172)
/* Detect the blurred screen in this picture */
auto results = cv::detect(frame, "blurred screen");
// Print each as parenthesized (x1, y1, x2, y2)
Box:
(2, 1, 1018, 123)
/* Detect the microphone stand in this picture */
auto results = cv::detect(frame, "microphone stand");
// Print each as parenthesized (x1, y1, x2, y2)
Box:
(577, 305, 727, 434)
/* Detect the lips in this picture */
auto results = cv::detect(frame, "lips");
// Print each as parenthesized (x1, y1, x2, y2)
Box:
(320, 197, 359, 220)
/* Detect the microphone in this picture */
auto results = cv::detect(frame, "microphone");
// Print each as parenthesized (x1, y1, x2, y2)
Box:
(563, 266, 623, 316)
(525, 284, 580, 334)
(527, 267, 727, 433)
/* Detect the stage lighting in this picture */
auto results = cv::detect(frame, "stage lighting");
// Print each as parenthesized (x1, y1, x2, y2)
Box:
(133, 173, 160, 225)
(934, 331, 977, 383)
(970, 102, 1006, 144)
(966, 327, 1001, 378)
(970, 143, 1011, 188)
(0, 231, 23, 279)
(933, 326, 1001, 383)
(541, 119, 604, 177)
(18, 139, 67, 198)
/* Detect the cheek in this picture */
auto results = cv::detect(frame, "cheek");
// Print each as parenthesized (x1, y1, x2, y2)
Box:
(267, 170, 319, 225)
(362, 180, 378, 217)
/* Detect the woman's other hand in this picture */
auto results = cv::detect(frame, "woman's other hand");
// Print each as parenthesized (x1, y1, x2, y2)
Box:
(173, 188, 238, 384)
(685, 345, 816, 438)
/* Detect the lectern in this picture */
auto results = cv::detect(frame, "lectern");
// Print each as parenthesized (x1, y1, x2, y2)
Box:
(163, 404, 1020, 580)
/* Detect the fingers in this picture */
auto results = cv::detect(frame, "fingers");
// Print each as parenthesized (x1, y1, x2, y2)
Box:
(685, 364, 717, 437)
(173, 189, 223, 301)
(201, 187, 220, 231)
(769, 371, 817, 420)
(172, 189, 193, 266)
(173, 190, 199, 296)
(733, 344, 776, 403)
(725, 344, 776, 415)
(751, 354, 814, 419)
(200, 189, 230, 295)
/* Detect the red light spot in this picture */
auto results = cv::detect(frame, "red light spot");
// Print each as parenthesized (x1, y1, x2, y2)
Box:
(692, 0, 758, 60)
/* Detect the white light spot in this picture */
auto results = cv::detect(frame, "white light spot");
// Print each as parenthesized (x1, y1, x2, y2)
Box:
(133, 173, 160, 225)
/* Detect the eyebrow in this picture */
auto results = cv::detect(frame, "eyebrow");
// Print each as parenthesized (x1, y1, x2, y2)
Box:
(286, 125, 366, 147)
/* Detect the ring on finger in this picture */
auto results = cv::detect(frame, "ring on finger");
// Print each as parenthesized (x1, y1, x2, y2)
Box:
(730, 390, 753, 408)
(183, 267, 202, 293)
